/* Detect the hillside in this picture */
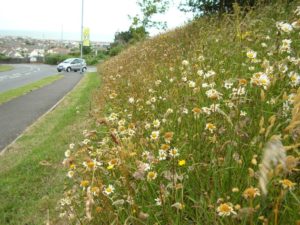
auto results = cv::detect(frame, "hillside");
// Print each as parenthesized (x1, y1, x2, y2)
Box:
(60, 2, 300, 224)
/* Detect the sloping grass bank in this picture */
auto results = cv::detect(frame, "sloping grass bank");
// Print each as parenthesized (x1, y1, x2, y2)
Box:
(0, 72, 100, 224)
(60, 2, 299, 225)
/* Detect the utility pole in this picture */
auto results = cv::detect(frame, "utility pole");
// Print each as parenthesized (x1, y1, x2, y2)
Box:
(80, 0, 84, 74)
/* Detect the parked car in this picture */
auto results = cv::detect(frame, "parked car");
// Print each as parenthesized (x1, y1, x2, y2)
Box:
(57, 58, 87, 72)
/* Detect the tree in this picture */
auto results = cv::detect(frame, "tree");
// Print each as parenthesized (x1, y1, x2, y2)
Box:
(179, 0, 256, 16)
(114, 31, 133, 44)
(129, 0, 170, 41)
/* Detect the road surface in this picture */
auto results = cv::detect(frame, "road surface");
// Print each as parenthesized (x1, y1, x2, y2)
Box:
(0, 65, 88, 152)
(0, 64, 57, 93)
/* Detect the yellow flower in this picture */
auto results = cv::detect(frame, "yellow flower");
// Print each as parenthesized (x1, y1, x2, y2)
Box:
(216, 202, 237, 217)
(279, 179, 296, 190)
(205, 123, 216, 133)
(178, 160, 186, 166)
(107, 158, 118, 170)
(243, 187, 260, 199)
(80, 180, 89, 188)
(87, 161, 95, 169)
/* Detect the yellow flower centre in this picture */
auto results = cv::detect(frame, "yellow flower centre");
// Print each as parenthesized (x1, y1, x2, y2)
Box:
(219, 203, 231, 213)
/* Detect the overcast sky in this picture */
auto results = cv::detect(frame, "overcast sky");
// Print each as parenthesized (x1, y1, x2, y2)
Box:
(0, 0, 193, 42)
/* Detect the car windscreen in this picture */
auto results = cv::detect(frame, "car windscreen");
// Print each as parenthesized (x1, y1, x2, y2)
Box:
(63, 59, 73, 63)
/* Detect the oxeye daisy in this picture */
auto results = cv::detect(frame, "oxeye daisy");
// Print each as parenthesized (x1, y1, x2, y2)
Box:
(153, 119, 160, 128)
(247, 49, 257, 59)
(147, 171, 157, 181)
(150, 131, 160, 141)
(169, 148, 179, 158)
(103, 184, 115, 195)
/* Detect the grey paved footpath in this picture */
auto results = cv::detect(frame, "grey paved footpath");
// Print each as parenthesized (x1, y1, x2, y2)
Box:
(0, 72, 83, 151)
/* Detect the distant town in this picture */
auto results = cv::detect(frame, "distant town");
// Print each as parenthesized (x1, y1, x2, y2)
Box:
(0, 35, 110, 63)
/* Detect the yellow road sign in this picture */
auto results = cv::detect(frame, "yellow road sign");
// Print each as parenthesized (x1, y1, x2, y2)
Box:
(83, 27, 90, 46)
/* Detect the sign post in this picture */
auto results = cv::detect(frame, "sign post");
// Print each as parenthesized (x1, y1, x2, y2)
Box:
(80, 0, 84, 74)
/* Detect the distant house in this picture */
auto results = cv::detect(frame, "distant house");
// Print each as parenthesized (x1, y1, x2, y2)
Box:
(47, 47, 70, 55)
(29, 49, 44, 63)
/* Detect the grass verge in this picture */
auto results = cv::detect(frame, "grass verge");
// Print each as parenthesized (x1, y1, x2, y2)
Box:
(0, 74, 63, 105)
(0, 72, 100, 224)
(0, 65, 13, 72)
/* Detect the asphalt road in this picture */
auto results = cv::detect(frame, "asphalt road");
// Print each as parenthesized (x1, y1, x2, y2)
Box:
(0, 64, 57, 93)
(0, 66, 85, 152)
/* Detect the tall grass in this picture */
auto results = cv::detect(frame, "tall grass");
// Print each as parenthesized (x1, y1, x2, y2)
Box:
(60, 2, 299, 224)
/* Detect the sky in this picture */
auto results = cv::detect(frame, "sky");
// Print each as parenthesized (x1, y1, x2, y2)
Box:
(0, 0, 193, 42)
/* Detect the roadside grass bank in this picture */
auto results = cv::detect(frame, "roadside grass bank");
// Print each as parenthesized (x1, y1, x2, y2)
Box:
(0, 74, 63, 105)
(0, 65, 13, 72)
(0, 72, 100, 224)
(60, 2, 300, 225)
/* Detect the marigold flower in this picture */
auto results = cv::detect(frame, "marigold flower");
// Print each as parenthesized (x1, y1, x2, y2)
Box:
(205, 123, 216, 133)
(80, 180, 90, 188)
(216, 202, 237, 217)
(192, 107, 202, 118)
(239, 79, 248, 86)
(160, 144, 170, 151)
(243, 187, 260, 199)
(164, 132, 174, 143)
(279, 179, 296, 190)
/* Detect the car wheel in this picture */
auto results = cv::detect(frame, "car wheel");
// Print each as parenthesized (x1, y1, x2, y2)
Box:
(66, 67, 71, 72)
(57, 69, 61, 72)
(82, 67, 87, 72)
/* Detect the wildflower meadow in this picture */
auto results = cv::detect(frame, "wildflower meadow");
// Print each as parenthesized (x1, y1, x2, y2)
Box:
(59, 2, 299, 224)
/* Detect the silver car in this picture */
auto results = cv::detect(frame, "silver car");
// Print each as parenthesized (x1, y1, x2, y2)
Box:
(57, 58, 87, 72)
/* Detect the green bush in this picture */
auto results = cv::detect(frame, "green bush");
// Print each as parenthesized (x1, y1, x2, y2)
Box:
(109, 44, 124, 56)
(44, 54, 72, 65)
